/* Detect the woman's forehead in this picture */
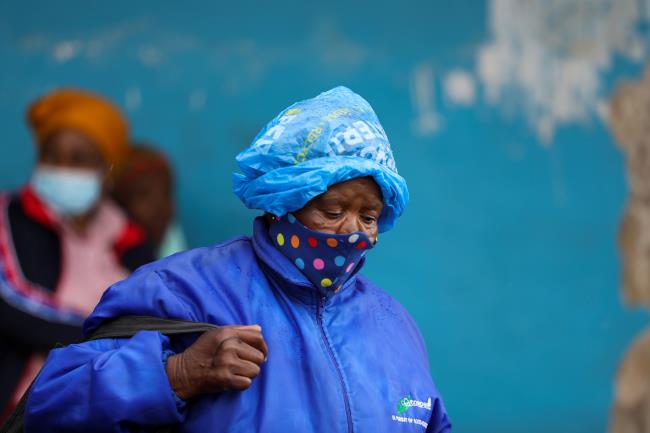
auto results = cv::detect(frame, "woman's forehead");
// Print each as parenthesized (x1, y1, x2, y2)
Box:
(319, 178, 383, 206)
(43, 128, 101, 155)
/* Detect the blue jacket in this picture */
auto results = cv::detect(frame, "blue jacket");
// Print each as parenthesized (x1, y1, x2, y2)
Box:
(25, 218, 451, 433)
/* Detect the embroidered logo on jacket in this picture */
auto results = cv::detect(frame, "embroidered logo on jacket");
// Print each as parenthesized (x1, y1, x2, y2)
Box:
(392, 396, 432, 429)
(397, 396, 432, 414)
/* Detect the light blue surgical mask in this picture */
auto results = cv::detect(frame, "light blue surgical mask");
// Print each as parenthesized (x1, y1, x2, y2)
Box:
(31, 165, 102, 217)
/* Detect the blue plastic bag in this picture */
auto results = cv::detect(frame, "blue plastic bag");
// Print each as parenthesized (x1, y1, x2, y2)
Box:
(233, 86, 409, 232)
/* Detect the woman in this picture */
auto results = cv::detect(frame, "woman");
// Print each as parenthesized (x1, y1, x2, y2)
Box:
(112, 144, 188, 258)
(0, 89, 155, 417)
(24, 87, 451, 432)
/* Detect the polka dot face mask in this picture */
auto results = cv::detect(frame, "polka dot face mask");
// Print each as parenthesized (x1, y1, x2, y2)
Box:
(268, 213, 374, 292)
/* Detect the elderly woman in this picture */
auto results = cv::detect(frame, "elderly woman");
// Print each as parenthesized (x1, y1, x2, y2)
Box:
(0, 89, 154, 417)
(24, 87, 451, 433)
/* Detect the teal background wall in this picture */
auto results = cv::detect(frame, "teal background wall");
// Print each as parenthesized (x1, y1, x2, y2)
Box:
(1, 1, 649, 431)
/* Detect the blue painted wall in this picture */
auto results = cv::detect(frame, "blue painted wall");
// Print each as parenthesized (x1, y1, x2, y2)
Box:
(1, 1, 648, 431)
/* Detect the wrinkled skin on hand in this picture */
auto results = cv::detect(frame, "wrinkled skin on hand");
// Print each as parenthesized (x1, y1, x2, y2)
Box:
(166, 325, 268, 399)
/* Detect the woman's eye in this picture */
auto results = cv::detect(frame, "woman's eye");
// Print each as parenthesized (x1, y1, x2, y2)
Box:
(325, 211, 342, 218)
(362, 215, 377, 224)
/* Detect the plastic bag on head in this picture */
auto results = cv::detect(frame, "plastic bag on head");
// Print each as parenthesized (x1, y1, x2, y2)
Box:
(233, 86, 409, 232)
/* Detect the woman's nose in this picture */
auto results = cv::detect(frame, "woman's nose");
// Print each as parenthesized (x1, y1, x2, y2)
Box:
(338, 215, 362, 234)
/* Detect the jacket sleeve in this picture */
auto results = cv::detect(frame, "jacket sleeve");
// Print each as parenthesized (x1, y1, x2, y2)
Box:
(25, 331, 186, 433)
(0, 293, 82, 351)
(24, 261, 199, 433)
(0, 272, 84, 352)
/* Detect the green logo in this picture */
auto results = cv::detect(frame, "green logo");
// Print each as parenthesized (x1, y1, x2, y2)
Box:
(396, 395, 433, 415)
(397, 396, 411, 415)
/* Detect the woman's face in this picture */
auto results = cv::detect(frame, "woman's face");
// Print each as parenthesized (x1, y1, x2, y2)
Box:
(294, 177, 383, 242)
(38, 128, 106, 172)
(119, 171, 173, 248)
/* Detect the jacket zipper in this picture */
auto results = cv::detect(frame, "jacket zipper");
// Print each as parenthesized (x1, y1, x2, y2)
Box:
(317, 296, 353, 433)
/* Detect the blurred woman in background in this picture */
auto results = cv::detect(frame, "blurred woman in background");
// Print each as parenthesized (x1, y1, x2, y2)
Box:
(0, 89, 155, 418)
(112, 145, 188, 259)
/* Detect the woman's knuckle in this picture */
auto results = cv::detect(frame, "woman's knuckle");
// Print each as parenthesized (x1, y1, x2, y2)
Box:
(224, 353, 240, 368)
(213, 369, 229, 385)
(217, 328, 233, 340)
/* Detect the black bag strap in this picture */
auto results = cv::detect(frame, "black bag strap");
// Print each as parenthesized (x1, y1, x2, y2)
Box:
(84, 315, 218, 341)
(1, 315, 218, 433)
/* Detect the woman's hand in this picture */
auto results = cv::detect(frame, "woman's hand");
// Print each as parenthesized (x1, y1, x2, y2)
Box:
(165, 325, 268, 399)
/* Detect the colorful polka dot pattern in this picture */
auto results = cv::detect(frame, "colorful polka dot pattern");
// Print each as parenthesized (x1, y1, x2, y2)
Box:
(269, 214, 374, 291)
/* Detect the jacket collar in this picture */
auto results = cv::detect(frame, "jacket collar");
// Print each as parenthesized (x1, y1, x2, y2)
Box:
(250, 216, 362, 304)
(19, 185, 59, 229)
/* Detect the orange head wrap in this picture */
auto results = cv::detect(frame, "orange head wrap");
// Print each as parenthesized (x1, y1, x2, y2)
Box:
(26, 88, 129, 170)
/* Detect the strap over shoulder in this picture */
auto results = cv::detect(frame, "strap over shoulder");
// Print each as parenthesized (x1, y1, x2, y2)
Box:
(85, 315, 219, 341)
